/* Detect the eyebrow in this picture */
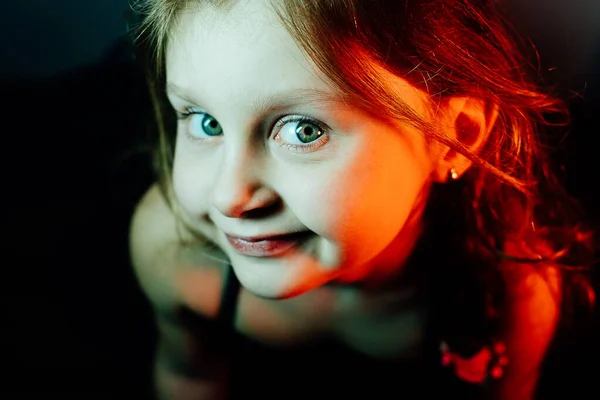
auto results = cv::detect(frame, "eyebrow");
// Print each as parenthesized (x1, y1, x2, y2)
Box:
(166, 83, 349, 114)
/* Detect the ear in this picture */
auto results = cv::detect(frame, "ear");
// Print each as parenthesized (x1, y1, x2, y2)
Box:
(431, 96, 499, 182)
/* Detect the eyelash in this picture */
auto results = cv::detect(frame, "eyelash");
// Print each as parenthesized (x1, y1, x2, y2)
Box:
(175, 108, 330, 153)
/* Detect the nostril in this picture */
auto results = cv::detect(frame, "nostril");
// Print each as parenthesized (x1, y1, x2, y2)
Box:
(241, 197, 283, 219)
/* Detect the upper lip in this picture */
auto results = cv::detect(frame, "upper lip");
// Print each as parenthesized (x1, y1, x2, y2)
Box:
(224, 231, 310, 243)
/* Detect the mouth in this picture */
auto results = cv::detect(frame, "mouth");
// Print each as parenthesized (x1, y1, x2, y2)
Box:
(224, 231, 313, 257)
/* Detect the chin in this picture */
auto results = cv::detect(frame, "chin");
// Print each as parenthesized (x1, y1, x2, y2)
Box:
(243, 283, 295, 300)
(232, 264, 308, 300)
(229, 253, 336, 301)
(232, 272, 295, 300)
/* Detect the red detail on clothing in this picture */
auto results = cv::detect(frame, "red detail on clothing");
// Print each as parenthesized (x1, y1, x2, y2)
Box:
(441, 352, 452, 367)
(494, 342, 507, 354)
(440, 341, 508, 384)
(491, 366, 504, 379)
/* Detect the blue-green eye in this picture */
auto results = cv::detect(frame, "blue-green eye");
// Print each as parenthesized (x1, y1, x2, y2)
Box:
(273, 116, 329, 153)
(190, 113, 222, 137)
(279, 119, 324, 144)
(177, 109, 223, 140)
(295, 121, 323, 143)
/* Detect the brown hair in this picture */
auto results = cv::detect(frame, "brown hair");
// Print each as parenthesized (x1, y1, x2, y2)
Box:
(131, 0, 596, 348)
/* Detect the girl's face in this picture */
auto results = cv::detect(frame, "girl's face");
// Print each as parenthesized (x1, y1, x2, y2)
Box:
(166, 0, 438, 299)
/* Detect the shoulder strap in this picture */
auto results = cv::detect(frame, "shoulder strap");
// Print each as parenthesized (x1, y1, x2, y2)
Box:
(217, 263, 241, 326)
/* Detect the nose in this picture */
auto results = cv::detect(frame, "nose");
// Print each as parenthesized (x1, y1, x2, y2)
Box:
(211, 145, 279, 219)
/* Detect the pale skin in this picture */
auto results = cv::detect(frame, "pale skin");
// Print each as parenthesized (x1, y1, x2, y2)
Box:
(129, 1, 560, 398)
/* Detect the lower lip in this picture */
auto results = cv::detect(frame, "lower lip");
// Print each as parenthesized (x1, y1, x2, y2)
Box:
(225, 233, 310, 257)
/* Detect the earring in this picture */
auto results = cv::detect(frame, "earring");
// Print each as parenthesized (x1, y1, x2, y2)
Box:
(448, 168, 459, 181)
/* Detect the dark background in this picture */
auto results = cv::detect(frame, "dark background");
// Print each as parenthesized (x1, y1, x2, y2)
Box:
(1, 0, 599, 398)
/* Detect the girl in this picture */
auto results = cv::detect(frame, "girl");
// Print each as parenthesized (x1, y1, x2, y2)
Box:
(129, 0, 596, 398)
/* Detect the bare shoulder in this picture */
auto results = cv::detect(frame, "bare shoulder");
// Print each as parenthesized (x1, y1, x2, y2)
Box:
(129, 182, 227, 319)
(495, 239, 562, 398)
(130, 181, 183, 259)
(129, 182, 184, 312)
(502, 260, 561, 348)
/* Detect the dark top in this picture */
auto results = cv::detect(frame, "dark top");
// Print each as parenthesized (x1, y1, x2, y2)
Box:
(216, 262, 486, 398)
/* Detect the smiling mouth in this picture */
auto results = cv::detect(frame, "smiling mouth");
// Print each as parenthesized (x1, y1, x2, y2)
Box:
(224, 231, 312, 257)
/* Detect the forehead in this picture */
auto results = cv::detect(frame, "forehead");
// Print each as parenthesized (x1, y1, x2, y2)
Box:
(165, 0, 332, 104)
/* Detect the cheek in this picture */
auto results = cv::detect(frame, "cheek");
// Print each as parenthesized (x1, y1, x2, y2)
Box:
(172, 147, 214, 216)
(285, 132, 430, 260)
